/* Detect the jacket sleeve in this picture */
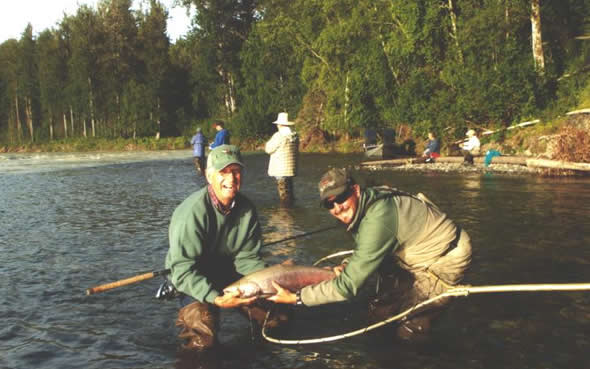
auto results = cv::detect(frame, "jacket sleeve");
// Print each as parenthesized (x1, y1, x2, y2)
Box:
(166, 212, 220, 304)
(210, 132, 223, 149)
(265, 133, 284, 154)
(302, 201, 399, 306)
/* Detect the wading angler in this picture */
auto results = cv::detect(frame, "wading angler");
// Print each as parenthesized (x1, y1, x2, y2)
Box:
(164, 145, 287, 350)
(269, 168, 473, 342)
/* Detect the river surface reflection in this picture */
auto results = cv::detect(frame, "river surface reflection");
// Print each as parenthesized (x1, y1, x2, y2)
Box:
(0, 150, 589, 369)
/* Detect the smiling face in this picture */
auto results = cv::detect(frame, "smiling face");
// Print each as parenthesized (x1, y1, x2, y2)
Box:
(206, 163, 242, 206)
(326, 184, 360, 225)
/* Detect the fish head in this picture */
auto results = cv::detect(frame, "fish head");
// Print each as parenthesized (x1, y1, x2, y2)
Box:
(223, 281, 262, 298)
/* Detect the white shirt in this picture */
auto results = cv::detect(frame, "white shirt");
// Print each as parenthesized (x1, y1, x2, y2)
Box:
(462, 136, 480, 151)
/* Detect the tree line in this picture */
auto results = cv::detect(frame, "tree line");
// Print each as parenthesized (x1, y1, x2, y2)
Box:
(1, 0, 589, 146)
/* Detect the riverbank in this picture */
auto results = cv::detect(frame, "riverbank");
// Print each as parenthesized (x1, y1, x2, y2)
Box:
(0, 136, 188, 153)
(2, 111, 588, 178)
(359, 155, 590, 176)
(360, 159, 543, 176)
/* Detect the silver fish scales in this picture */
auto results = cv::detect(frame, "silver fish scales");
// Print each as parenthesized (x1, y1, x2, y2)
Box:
(223, 264, 335, 298)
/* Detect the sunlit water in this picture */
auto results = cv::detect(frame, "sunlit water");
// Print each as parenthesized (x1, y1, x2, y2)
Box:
(1, 150, 589, 369)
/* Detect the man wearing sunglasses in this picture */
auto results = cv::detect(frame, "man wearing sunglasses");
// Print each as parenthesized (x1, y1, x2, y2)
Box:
(269, 167, 472, 342)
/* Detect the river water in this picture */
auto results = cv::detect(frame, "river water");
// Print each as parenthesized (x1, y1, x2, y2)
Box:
(1, 150, 589, 369)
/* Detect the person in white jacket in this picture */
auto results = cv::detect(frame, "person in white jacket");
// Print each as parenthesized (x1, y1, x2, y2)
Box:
(461, 129, 480, 165)
(265, 112, 299, 204)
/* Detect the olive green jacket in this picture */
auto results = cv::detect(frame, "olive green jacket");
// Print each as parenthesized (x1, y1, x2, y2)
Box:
(165, 187, 266, 304)
(301, 187, 459, 306)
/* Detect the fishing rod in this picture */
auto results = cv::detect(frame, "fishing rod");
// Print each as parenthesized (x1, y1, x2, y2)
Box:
(263, 224, 339, 247)
(262, 250, 590, 344)
(85, 224, 340, 296)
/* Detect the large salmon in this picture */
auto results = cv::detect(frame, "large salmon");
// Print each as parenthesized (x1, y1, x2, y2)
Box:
(223, 264, 336, 298)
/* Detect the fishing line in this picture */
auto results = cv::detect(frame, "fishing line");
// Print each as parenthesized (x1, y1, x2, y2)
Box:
(262, 250, 590, 345)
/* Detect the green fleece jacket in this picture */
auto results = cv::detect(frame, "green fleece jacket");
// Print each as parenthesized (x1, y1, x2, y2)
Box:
(165, 187, 266, 304)
(301, 186, 458, 306)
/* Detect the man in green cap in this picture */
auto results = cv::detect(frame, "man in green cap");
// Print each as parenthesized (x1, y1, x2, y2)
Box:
(165, 144, 279, 350)
(269, 167, 472, 342)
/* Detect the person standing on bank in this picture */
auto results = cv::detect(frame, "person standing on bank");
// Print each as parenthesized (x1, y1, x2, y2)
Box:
(190, 127, 206, 175)
(165, 145, 283, 350)
(265, 112, 299, 204)
(460, 129, 480, 165)
(209, 120, 230, 150)
(268, 168, 472, 342)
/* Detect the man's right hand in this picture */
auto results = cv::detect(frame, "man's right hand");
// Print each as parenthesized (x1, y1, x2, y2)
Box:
(213, 290, 257, 309)
(332, 260, 348, 276)
(333, 264, 345, 277)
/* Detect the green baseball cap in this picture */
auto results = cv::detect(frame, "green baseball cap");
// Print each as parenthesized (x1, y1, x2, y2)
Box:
(207, 145, 244, 171)
(318, 168, 351, 207)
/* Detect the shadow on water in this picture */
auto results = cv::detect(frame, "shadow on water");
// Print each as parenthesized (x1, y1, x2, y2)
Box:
(1, 151, 589, 369)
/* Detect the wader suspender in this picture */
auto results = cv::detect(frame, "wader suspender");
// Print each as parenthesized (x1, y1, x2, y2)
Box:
(369, 186, 455, 295)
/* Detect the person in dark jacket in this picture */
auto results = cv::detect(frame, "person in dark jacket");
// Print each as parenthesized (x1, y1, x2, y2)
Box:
(269, 168, 472, 342)
(165, 145, 284, 350)
(209, 121, 230, 149)
(190, 128, 206, 174)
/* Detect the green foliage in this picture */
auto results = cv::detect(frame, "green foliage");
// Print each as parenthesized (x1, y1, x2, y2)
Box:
(233, 23, 305, 139)
(1, 0, 590, 151)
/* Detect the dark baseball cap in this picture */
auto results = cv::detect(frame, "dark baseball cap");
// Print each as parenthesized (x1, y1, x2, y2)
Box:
(318, 168, 351, 207)
(207, 145, 244, 171)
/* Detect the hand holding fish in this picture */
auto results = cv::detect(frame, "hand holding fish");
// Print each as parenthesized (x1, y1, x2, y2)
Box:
(266, 281, 297, 305)
(213, 289, 257, 308)
(332, 264, 345, 276)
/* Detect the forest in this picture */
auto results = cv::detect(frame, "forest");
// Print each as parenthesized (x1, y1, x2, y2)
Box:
(1, 0, 590, 149)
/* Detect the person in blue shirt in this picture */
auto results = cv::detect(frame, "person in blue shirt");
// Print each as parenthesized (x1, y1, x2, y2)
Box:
(190, 128, 206, 174)
(209, 121, 230, 149)
(422, 131, 441, 163)
(413, 131, 441, 164)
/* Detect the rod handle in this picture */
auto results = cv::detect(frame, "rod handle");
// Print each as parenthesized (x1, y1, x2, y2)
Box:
(86, 272, 158, 295)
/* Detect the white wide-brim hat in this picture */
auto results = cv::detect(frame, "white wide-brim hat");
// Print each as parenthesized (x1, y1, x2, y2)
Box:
(273, 112, 295, 126)
(466, 129, 475, 137)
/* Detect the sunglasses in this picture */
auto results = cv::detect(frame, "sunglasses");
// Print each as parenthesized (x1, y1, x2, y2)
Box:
(323, 189, 352, 210)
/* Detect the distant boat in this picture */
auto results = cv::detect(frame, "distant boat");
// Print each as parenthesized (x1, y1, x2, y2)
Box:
(363, 128, 397, 159)
(364, 143, 398, 159)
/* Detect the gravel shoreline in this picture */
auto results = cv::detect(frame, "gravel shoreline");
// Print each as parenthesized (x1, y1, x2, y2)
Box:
(359, 161, 543, 175)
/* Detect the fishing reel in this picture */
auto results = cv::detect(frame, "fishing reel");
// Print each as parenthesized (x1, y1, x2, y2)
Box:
(155, 280, 179, 300)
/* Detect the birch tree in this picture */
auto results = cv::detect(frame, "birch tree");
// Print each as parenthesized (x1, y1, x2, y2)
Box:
(137, 0, 170, 138)
(0, 40, 21, 142)
(18, 25, 39, 142)
(530, 0, 545, 73)
(68, 6, 105, 138)
(181, 0, 259, 117)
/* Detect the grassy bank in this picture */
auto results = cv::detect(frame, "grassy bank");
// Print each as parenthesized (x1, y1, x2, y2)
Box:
(0, 133, 367, 155)
(1, 114, 588, 163)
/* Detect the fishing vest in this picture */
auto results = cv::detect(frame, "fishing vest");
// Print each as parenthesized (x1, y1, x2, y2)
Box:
(356, 186, 459, 273)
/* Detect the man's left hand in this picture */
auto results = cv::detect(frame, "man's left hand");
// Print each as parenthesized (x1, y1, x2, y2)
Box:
(214, 290, 257, 309)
